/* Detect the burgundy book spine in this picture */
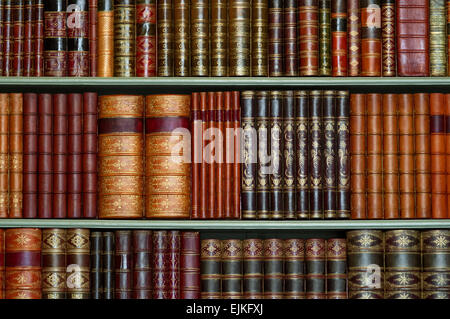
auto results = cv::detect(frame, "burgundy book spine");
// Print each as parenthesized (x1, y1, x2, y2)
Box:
(153, 231, 169, 299)
(207, 92, 216, 219)
(133, 230, 152, 299)
(232, 91, 241, 219)
(115, 230, 133, 299)
(68, 94, 83, 218)
(44, 0, 67, 76)
(34, 0, 44, 76)
(23, 0, 34, 76)
(0, 230, 3, 299)
(12, 0, 24, 76)
(3, 0, 13, 76)
(168, 231, 181, 299)
(0, 2, 3, 74)
(89, 0, 97, 76)
(83, 92, 97, 218)
(67, 0, 89, 76)
(181, 232, 200, 299)
(53, 94, 67, 219)
(136, 0, 157, 77)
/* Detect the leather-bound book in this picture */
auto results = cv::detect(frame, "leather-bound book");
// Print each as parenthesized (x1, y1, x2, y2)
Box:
(200, 93, 207, 219)
(229, 0, 250, 76)
(191, 0, 209, 76)
(305, 238, 326, 299)
(153, 231, 169, 299)
(2, 0, 13, 76)
(298, 0, 319, 75)
(89, 0, 98, 77)
(241, 91, 257, 219)
(414, 93, 431, 218)
(270, 91, 283, 219)
(8, 94, 22, 218)
(207, 93, 216, 219)
(347, 230, 384, 299)
(367, 94, 383, 219)
(309, 91, 323, 219)
(23, 93, 37, 218)
(44, 0, 67, 76)
(90, 231, 103, 299)
(38, 94, 52, 219)
(174, 0, 189, 76)
(102, 232, 115, 299)
(200, 239, 221, 299)
(283, 91, 296, 219)
(137, 0, 157, 77)
(145, 95, 191, 219)
(5, 229, 41, 299)
(430, 0, 446, 76)
(326, 238, 347, 299)
(224, 93, 234, 219)
(181, 232, 200, 299)
(430, 93, 447, 219)
(98, 0, 114, 77)
(23, 0, 34, 76)
(243, 239, 263, 299)
(323, 91, 336, 219)
(264, 239, 284, 299)
(83, 92, 98, 218)
(211, 0, 227, 76)
(157, 0, 173, 76)
(216, 92, 225, 219)
(222, 239, 242, 299)
(331, 0, 347, 76)
(347, 0, 360, 76)
(252, 0, 268, 76)
(397, 0, 429, 76)
(319, 0, 331, 76)
(0, 230, 4, 299)
(168, 231, 180, 299)
(257, 91, 271, 219)
(0, 95, 7, 218)
(383, 94, 399, 219)
(0, 2, 3, 75)
(191, 93, 201, 219)
(133, 230, 152, 299)
(232, 91, 241, 219)
(53, 94, 68, 219)
(114, 0, 135, 77)
(422, 230, 450, 299)
(12, 0, 24, 76)
(66, 229, 90, 299)
(336, 91, 350, 219)
(284, 0, 297, 76)
(382, 0, 395, 76)
(67, 0, 89, 77)
(385, 230, 421, 299)
(447, 95, 450, 218)
(360, 0, 381, 76)
(34, 0, 44, 76)
(296, 91, 309, 219)
(115, 230, 133, 299)
(42, 229, 66, 299)
(98, 95, 144, 219)
(284, 239, 305, 299)
(350, 94, 366, 219)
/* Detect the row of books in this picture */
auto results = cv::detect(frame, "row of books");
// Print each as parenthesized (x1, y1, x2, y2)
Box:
(0, 0, 449, 77)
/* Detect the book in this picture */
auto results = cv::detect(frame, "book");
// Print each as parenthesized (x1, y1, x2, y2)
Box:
(305, 238, 326, 299)
(211, 0, 227, 76)
(38, 94, 53, 218)
(0, 2, 4, 75)
(229, 0, 250, 76)
(0, 229, 3, 299)
(173, 0, 189, 76)
(381, 0, 396, 76)
(34, 0, 44, 76)
(232, 92, 241, 220)
(295, 91, 309, 219)
(102, 231, 115, 299)
(44, 0, 67, 76)
(447, 94, 450, 218)
(283, 91, 296, 219)
(2, 0, 13, 76)
(319, 0, 331, 76)
(136, 0, 157, 77)
(299, 0, 319, 75)
(67, 0, 89, 76)
(347, 0, 360, 76)
(284, 0, 298, 76)
(88, 0, 97, 77)
(115, 230, 133, 299)
(323, 91, 336, 219)
(309, 91, 323, 219)
(66, 228, 90, 299)
(430, 0, 447, 76)
(326, 238, 347, 299)
(251, 0, 268, 76)
(284, 239, 305, 299)
(216, 92, 225, 219)
(336, 91, 350, 219)
(191, 93, 201, 219)
(157, 0, 173, 76)
(207, 93, 216, 218)
(222, 239, 243, 299)
(42, 229, 67, 299)
(200, 238, 221, 299)
(168, 231, 181, 299)
(243, 239, 263, 298)
(270, 91, 283, 219)
(268, 0, 283, 77)
(97, 0, 114, 77)
(133, 230, 152, 299)
(90, 231, 103, 299)
(153, 231, 169, 299)
(200, 93, 207, 218)
(114, 0, 135, 77)
(8, 93, 22, 218)
(190, 0, 209, 76)
(181, 232, 200, 299)
(256, 91, 270, 219)
(360, 0, 381, 76)
(68, 94, 83, 218)
(264, 238, 284, 299)
(331, 0, 347, 76)
(12, 0, 24, 76)
(0, 95, 7, 218)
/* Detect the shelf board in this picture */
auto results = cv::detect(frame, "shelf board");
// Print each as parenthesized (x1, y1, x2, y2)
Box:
(0, 219, 448, 229)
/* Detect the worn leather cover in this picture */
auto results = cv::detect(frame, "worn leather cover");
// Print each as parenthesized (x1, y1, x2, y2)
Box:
(221, 239, 242, 299)
(8, 94, 22, 218)
(66, 229, 90, 299)
(98, 0, 113, 77)
(181, 232, 200, 299)
(283, 91, 296, 219)
(34, 0, 44, 76)
(360, 0, 381, 76)
(23, 0, 34, 74)
(430, 0, 446, 76)
(137, 0, 157, 77)
(12, 0, 24, 76)
(173, 0, 188, 76)
(327, 238, 347, 299)
(67, 0, 89, 76)
(114, 0, 135, 77)
(252, 0, 267, 76)
(0, 2, 4, 75)
(243, 239, 263, 298)
(284, 239, 305, 299)
(347, 0, 360, 76)
(331, 0, 347, 76)
(305, 238, 326, 299)
(157, 0, 173, 76)
(115, 230, 133, 299)
(382, 0, 395, 76)
(211, 0, 227, 76)
(229, 0, 250, 76)
(447, 95, 450, 218)
(296, 91, 309, 219)
(42, 229, 66, 299)
(191, 93, 201, 219)
(268, 0, 283, 76)
(23, 93, 37, 218)
(153, 231, 169, 299)
(102, 231, 115, 299)
(309, 91, 323, 219)
(44, 0, 67, 76)
(0, 95, 7, 218)
(0, 230, 4, 299)
(191, 0, 209, 76)
(89, 0, 97, 76)
(336, 91, 350, 219)
(257, 91, 270, 219)
(168, 231, 180, 299)
(232, 91, 241, 219)
(207, 93, 216, 218)
(323, 91, 336, 219)
(319, 0, 331, 76)
(270, 91, 283, 219)
(133, 230, 152, 299)
(284, 0, 297, 75)
(299, 0, 319, 75)
(200, 238, 221, 299)
(90, 231, 103, 299)
(2, 0, 13, 76)
(264, 239, 284, 299)
(68, 94, 83, 218)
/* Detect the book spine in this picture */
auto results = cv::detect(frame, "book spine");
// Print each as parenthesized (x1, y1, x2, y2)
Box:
(232, 91, 241, 219)
(133, 230, 152, 299)
(44, 0, 67, 76)
(383, 94, 399, 219)
(295, 91, 309, 219)
(257, 91, 271, 219)
(336, 91, 350, 219)
(2, 0, 13, 76)
(12, 0, 24, 76)
(448, 0, 450, 76)
(191, 93, 201, 219)
(216, 92, 225, 219)
(252, 0, 268, 76)
(98, 95, 144, 219)
(23, 0, 34, 76)
(323, 91, 336, 219)
(102, 231, 115, 299)
(34, 0, 44, 76)
(298, 0, 319, 75)
(430, 0, 447, 76)
(228, 0, 250, 76)
(381, 0, 395, 76)
(326, 238, 347, 299)
(168, 231, 180, 299)
(83, 92, 98, 218)
(331, 0, 347, 76)
(145, 94, 191, 219)
(0, 2, 3, 75)
(52, 94, 67, 219)
(42, 229, 66, 299)
(90, 231, 103, 299)
(115, 230, 133, 299)
(0, 95, 7, 218)
(207, 93, 216, 219)
(0, 230, 3, 299)
(66, 229, 90, 299)
(243, 239, 263, 299)
(114, 0, 135, 77)
(318, 0, 331, 76)
(89, 0, 98, 76)
(367, 94, 383, 219)
(263, 238, 284, 299)
(191, 0, 209, 76)
(181, 232, 200, 299)
(199, 92, 207, 219)
(153, 231, 169, 299)
(270, 91, 283, 219)
(224, 92, 233, 218)
(7, 94, 21, 218)
(98, 0, 114, 77)
(347, 0, 360, 76)
(447, 95, 450, 218)
(415, 93, 431, 218)
(221, 239, 242, 299)
(268, 0, 283, 76)
(157, 0, 173, 76)
(173, 0, 189, 76)
(211, 0, 227, 76)
(5, 228, 41, 299)
(305, 238, 326, 299)
(136, 0, 157, 77)
(38, 94, 52, 219)
(200, 238, 221, 299)
(309, 91, 323, 219)
(67, 0, 89, 76)
(23, 93, 37, 218)
(283, 91, 296, 219)
(360, 0, 381, 76)
(284, 239, 305, 299)
(284, 0, 297, 76)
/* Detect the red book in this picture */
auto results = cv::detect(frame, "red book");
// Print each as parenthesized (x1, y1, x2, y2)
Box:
(0, 229, 4, 299)
(2, 0, 13, 76)
(224, 92, 233, 219)
(38, 94, 52, 219)
(153, 231, 169, 299)
(53, 94, 67, 218)
(136, 0, 157, 77)
(68, 94, 83, 218)
(89, 0, 97, 77)
(34, 0, 44, 76)
(83, 92, 97, 218)
(232, 91, 241, 219)
(0, 2, 4, 74)
(12, 0, 24, 76)
(191, 93, 201, 219)
(23, 0, 34, 76)
(331, 0, 347, 76)
(180, 232, 200, 299)
(200, 93, 208, 219)
(67, 0, 89, 76)
(216, 92, 225, 219)
(168, 231, 180, 299)
(207, 92, 216, 219)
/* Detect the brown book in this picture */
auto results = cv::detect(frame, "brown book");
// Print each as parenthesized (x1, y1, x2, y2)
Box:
(447, 95, 450, 218)
(97, 0, 114, 77)
(66, 229, 90, 299)
(298, 0, 319, 75)
(211, 0, 227, 76)
(305, 239, 326, 299)
(133, 230, 152, 299)
(269, 0, 283, 76)
(115, 230, 133, 299)
(157, 0, 173, 76)
(67, 0, 89, 76)
(216, 92, 225, 219)
(229, 0, 251, 76)
(0, 2, 3, 75)
(200, 239, 221, 299)
(284, 239, 305, 299)
(347, 0, 360, 76)
(207, 93, 216, 219)
(382, 0, 395, 76)
(360, 0, 381, 76)
(42, 229, 67, 299)
(34, 0, 44, 76)
(191, 0, 209, 76)
(252, 0, 268, 76)
(326, 238, 347, 299)
(2, 0, 13, 76)
(200, 92, 208, 219)
(0, 95, 8, 218)
(89, 0, 98, 76)
(0, 229, 4, 299)
(43, 0, 67, 76)
(8, 94, 22, 218)
(12, 0, 25, 74)
(114, 0, 135, 77)
(173, 0, 189, 76)
(181, 232, 200, 299)
(191, 93, 201, 219)
(232, 92, 241, 219)
(243, 239, 263, 298)
(23, 0, 34, 76)
(264, 239, 284, 299)
(136, 0, 157, 77)
(68, 94, 83, 218)
(222, 239, 243, 299)
(38, 94, 52, 219)
(284, 0, 298, 76)
(168, 230, 181, 299)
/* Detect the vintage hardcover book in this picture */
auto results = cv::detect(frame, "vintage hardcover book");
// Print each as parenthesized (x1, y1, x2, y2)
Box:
(383, 94, 399, 219)
(331, 0, 347, 76)
(447, 95, 450, 218)
(224, 92, 233, 219)
(200, 238, 221, 299)
(137, 0, 157, 77)
(191, 93, 201, 219)
(145, 94, 191, 219)
(243, 239, 263, 298)
(133, 230, 152, 299)
(229, 0, 250, 76)
(168, 231, 180, 299)
(232, 91, 241, 219)
(252, 0, 268, 76)
(284, 0, 297, 76)
(367, 94, 383, 219)
(0, 95, 7, 218)
(173, 0, 189, 76)
(102, 231, 115, 299)
(415, 93, 431, 218)
(319, 0, 331, 76)
(284, 239, 305, 299)
(305, 238, 326, 299)
(430, 0, 446, 76)
(67, 0, 89, 76)
(23, 93, 37, 218)
(430, 93, 447, 218)
(83, 92, 98, 218)
(66, 229, 90, 299)
(309, 91, 323, 219)
(207, 93, 216, 219)
(257, 91, 271, 219)
(191, 0, 209, 76)
(114, 0, 135, 77)
(222, 239, 243, 299)
(347, 0, 360, 76)
(98, 95, 144, 219)
(211, 0, 227, 76)
(5, 228, 41, 299)
(153, 231, 169, 299)
(360, 0, 381, 76)
(385, 230, 421, 299)
(270, 91, 283, 219)
(90, 231, 103, 299)
(34, 0, 44, 76)
(448, 1, 450, 76)
(0, 2, 3, 74)
(298, 0, 319, 75)
(44, 0, 67, 76)
(12, 1, 25, 74)
(397, 0, 429, 76)
(216, 92, 225, 219)
(323, 91, 336, 219)
(53, 94, 67, 219)
(38, 94, 53, 218)
(23, 0, 34, 76)
(200, 93, 207, 219)
(264, 239, 284, 299)
(89, 0, 97, 76)
(181, 232, 200, 299)
(157, 0, 173, 76)
(381, 0, 395, 76)
(8, 94, 22, 218)
(115, 230, 133, 299)
(336, 91, 350, 219)
(283, 91, 296, 219)
(2, 0, 13, 76)
(347, 230, 384, 299)
(98, 0, 114, 77)
(326, 238, 347, 299)
(42, 229, 66, 299)
(296, 91, 309, 219)
(0, 230, 3, 299)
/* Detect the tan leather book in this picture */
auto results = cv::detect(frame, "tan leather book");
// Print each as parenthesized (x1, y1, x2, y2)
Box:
(8, 93, 22, 218)
(0, 95, 8, 218)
